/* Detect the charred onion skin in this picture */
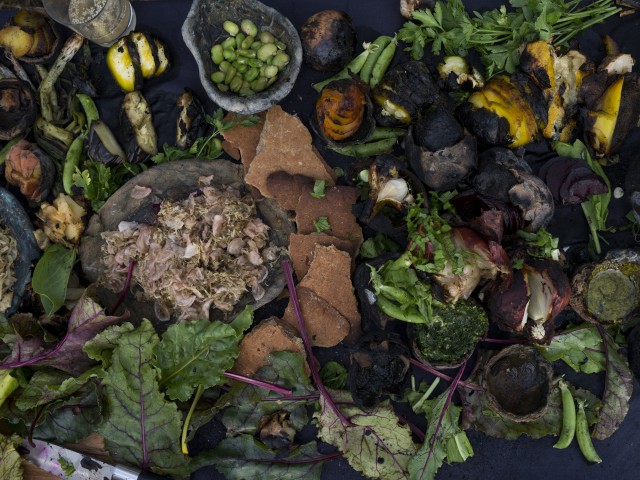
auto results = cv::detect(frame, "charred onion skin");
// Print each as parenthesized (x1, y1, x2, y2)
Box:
(0, 78, 36, 141)
(4, 139, 55, 202)
(300, 10, 356, 72)
(538, 155, 608, 205)
(483, 344, 554, 422)
(314, 78, 375, 145)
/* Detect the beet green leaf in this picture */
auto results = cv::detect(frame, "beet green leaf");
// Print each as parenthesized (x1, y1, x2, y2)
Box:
(0, 434, 22, 480)
(98, 319, 187, 474)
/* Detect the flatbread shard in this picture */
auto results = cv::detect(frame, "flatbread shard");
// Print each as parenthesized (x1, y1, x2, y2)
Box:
(289, 232, 360, 279)
(232, 317, 308, 377)
(245, 105, 337, 198)
(221, 111, 267, 173)
(295, 185, 362, 244)
(266, 172, 314, 211)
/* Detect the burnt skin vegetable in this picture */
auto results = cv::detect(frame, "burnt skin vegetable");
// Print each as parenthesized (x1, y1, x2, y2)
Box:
(576, 400, 603, 463)
(553, 379, 576, 449)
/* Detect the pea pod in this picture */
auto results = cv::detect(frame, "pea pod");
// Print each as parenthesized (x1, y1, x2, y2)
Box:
(312, 48, 373, 92)
(553, 380, 576, 449)
(63, 135, 84, 195)
(576, 401, 603, 464)
(329, 137, 397, 157)
(377, 284, 412, 304)
(368, 127, 407, 141)
(359, 35, 392, 84)
(369, 37, 397, 87)
(375, 294, 424, 323)
(76, 93, 99, 129)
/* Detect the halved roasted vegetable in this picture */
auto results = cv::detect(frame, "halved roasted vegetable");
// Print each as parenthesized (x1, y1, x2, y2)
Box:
(121, 91, 158, 161)
(0, 10, 60, 63)
(106, 32, 169, 92)
(0, 78, 36, 141)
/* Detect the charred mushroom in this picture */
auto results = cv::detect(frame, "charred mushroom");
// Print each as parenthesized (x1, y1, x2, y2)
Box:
(409, 298, 488, 368)
(314, 77, 375, 145)
(0, 187, 40, 316)
(482, 344, 554, 422)
(0, 78, 36, 141)
(371, 60, 439, 127)
(486, 258, 571, 343)
(300, 10, 356, 72)
(406, 103, 477, 191)
(4, 139, 55, 202)
(571, 249, 640, 325)
(472, 148, 555, 232)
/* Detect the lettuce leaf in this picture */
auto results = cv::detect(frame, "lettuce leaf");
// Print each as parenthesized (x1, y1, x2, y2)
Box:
(314, 389, 417, 480)
(156, 308, 252, 402)
(98, 319, 187, 474)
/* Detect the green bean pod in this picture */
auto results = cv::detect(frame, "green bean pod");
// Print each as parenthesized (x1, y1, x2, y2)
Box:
(359, 35, 393, 84)
(576, 401, 603, 464)
(368, 127, 407, 141)
(63, 135, 84, 195)
(375, 294, 424, 323)
(377, 284, 412, 304)
(369, 38, 397, 87)
(553, 380, 576, 449)
(329, 137, 397, 157)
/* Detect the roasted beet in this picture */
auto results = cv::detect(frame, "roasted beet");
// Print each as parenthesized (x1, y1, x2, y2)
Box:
(348, 331, 410, 409)
(413, 104, 464, 151)
(300, 10, 356, 72)
(539, 155, 608, 205)
(452, 190, 523, 243)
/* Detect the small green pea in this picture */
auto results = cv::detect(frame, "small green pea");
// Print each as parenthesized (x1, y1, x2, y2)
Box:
(223, 48, 236, 61)
(264, 65, 278, 79)
(219, 60, 231, 73)
(239, 87, 255, 97)
(224, 65, 237, 84)
(244, 67, 259, 82)
(272, 52, 289, 69)
(251, 77, 268, 92)
(250, 41, 262, 50)
(257, 43, 277, 61)
(210, 44, 224, 65)
(223, 20, 239, 36)
(275, 40, 286, 50)
(235, 32, 245, 49)
(210, 71, 226, 83)
(229, 75, 243, 93)
(222, 36, 236, 49)
(259, 31, 275, 43)
(241, 19, 258, 37)
(217, 83, 229, 92)
(241, 36, 254, 50)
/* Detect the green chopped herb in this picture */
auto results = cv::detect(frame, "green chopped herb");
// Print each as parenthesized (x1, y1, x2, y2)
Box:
(313, 216, 331, 233)
(311, 180, 327, 199)
(516, 227, 560, 261)
(58, 456, 75, 476)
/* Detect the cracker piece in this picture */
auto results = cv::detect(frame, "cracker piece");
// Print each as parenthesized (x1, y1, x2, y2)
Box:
(233, 316, 308, 377)
(289, 232, 360, 279)
(266, 172, 314, 211)
(221, 111, 267, 174)
(245, 106, 336, 197)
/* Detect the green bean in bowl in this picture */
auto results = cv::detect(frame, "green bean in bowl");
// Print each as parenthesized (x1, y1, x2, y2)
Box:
(210, 19, 291, 97)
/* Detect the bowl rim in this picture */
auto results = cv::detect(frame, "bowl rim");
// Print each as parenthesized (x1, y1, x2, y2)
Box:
(181, 0, 303, 115)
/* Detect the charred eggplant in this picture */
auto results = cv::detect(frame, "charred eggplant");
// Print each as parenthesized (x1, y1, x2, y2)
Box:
(176, 90, 207, 149)
(0, 78, 36, 141)
(88, 120, 126, 165)
(121, 91, 158, 162)
(300, 10, 356, 72)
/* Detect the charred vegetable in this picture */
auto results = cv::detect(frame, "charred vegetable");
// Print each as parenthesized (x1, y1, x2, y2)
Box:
(121, 91, 158, 162)
(0, 78, 36, 141)
(0, 187, 40, 316)
(33, 116, 75, 161)
(538, 155, 608, 205)
(36, 193, 86, 247)
(406, 104, 477, 191)
(367, 154, 417, 216)
(4, 139, 55, 202)
(437, 55, 484, 91)
(584, 73, 640, 158)
(409, 298, 488, 368)
(571, 249, 640, 325)
(300, 10, 356, 72)
(486, 258, 571, 343)
(349, 332, 410, 409)
(314, 78, 374, 144)
(457, 74, 546, 148)
(88, 120, 127, 165)
(371, 60, 439, 127)
(483, 345, 554, 422)
(106, 32, 169, 92)
(472, 148, 555, 233)
(176, 90, 207, 149)
(452, 191, 523, 243)
(0, 10, 60, 62)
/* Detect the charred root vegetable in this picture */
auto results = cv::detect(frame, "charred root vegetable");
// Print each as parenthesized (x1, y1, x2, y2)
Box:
(436, 55, 484, 91)
(4, 139, 55, 202)
(486, 258, 571, 343)
(300, 10, 356, 72)
(538, 155, 608, 205)
(0, 78, 36, 141)
(371, 60, 439, 127)
(452, 191, 523, 243)
(482, 345, 554, 422)
(314, 78, 374, 144)
(457, 74, 546, 148)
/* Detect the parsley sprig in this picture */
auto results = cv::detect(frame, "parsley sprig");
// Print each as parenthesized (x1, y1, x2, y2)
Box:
(398, 0, 621, 77)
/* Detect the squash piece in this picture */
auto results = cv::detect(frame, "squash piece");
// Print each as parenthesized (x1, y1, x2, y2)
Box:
(0, 26, 34, 58)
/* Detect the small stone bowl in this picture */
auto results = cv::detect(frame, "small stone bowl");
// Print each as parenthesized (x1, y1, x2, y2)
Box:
(182, 0, 303, 115)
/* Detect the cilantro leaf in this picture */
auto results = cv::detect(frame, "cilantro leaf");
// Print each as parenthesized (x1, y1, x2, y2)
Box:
(313, 216, 331, 233)
(310, 180, 327, 199)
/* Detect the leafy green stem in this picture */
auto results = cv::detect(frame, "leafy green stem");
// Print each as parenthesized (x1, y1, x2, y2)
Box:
(181, 384, 204, 454)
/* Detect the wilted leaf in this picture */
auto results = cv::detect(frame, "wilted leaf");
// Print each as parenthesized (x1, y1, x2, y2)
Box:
(537, 324, 605, 373)
(32, 244, 76, 316)
(156, 316, 250, 402)
(319, 361, 348, 390)
(83, 323, 135, 367)
(592, 329, 634, 440)
(314, 389, 417, 480)
(98, 320, 187, 474)
(0, 433, 22, 480)
(191, 435, 323, 480)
